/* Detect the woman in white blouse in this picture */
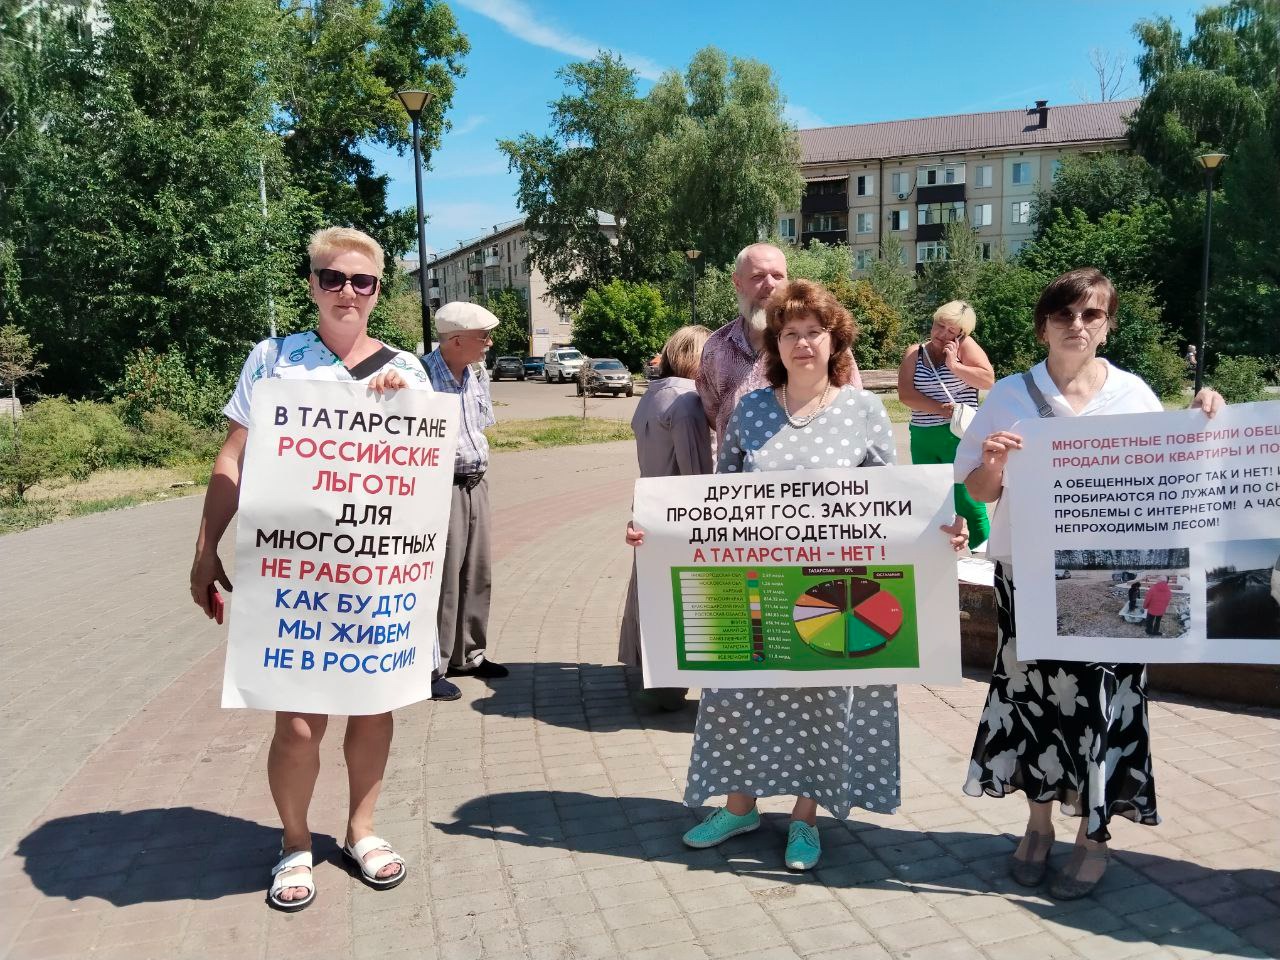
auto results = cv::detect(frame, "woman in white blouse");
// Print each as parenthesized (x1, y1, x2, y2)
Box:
(953, 267, 1223, 900)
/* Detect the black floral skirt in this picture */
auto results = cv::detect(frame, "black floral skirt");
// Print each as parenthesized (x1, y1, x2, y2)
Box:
(963, 564, 1160, 842)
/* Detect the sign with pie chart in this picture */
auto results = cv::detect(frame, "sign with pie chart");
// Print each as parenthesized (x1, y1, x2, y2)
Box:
(793, 576, 905, 657)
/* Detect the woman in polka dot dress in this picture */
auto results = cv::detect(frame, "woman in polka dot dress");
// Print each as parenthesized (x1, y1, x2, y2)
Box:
(675, 279, 966, 870)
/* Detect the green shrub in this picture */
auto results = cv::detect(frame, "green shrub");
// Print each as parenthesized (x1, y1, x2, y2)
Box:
(1209, 355, 1269, 403)
(129, 408, 223, 467)
(1102, 287, 1185, 399)
(0, 398, 106, 500)
(113, 347, 229, 428)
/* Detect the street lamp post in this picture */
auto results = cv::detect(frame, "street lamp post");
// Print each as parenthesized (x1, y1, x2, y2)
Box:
(685, 249, 701, 324)
(396, 89, 434, 355)
(1194, 151, 1227, 394)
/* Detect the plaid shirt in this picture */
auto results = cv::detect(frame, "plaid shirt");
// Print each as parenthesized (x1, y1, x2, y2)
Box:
(424, 350, 495, 474)
(696, 316, 863, 449)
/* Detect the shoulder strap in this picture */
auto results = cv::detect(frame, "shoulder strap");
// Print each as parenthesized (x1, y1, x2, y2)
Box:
(345, 345, 399, 381)
(919, 343, 957, 404)
(266, 337, 284, 377)
(1022, 370, 1054, 418)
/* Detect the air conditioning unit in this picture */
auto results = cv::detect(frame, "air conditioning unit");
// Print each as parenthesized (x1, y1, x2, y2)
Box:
(897, 192, 909, 200)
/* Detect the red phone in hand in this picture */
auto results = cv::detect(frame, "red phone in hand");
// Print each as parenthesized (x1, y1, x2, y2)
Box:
(209, 585, 225, 625)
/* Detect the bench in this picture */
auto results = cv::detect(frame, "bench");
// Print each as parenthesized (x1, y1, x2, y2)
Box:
(859, 368, 898, 392)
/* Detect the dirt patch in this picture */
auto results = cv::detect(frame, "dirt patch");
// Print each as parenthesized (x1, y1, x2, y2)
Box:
(1055, 569, 1189, 639)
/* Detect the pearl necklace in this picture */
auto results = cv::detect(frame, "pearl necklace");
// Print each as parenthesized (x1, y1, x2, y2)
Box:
(780, 382, 832, 428)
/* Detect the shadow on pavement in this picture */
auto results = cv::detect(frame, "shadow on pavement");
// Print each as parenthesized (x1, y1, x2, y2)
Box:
(435, 789, 1279, 956)
(468, 661, 697, 734)
(15, 807, 340, 905)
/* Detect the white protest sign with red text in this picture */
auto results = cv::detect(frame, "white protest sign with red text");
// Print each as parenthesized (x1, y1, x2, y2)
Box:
(1008, 401, 1280, 663)
(222, 378, 459, 714)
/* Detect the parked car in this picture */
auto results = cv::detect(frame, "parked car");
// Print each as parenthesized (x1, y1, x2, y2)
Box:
(490, 356, 525, 381)
(543, 347, 584, 383)
(522, 355, 544, 378)
(578, 358, 634, 397)
(1054, 568, 1071, 580)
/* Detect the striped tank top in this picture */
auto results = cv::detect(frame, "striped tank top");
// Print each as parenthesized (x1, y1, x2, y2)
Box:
(910, 342, 977, 427)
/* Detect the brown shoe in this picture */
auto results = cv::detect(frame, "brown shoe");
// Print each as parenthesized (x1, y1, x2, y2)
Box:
(1048, 843, 1110, 900)
(1009, 829, 1054, 887)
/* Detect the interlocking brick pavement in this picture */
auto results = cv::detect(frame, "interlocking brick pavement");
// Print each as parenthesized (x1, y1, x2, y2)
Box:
(1, 440, 1278, 960)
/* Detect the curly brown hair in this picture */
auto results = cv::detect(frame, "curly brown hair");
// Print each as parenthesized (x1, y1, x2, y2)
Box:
(761, 279, 858, 388)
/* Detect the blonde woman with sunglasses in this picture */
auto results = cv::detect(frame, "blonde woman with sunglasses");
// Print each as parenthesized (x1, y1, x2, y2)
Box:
(189, 227, 431, 912)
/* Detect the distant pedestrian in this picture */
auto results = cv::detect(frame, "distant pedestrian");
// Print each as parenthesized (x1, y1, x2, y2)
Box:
(1127, 579, 1142, 614)
(696, 243, 861, 451)
(1144, 577, 1173, 635)
(620, 325, 713, 711)
(1184, 344, 1198, 376)
(424, 302, 509, 702)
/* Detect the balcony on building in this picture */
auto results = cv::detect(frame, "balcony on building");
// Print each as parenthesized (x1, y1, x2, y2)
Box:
(483, 245, 500, 268)
(917, 183, 966, 205)
(802, 229, 849, 247)
(466, 252, 483, 273)
(801, 176, 848, 215)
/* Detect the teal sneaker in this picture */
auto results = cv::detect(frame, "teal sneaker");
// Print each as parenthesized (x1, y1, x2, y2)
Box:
(682, 807, 760, 849)
(784, 820, 821, 870)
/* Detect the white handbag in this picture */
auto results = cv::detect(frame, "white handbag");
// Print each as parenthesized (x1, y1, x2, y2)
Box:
(919, 342, 976, 438)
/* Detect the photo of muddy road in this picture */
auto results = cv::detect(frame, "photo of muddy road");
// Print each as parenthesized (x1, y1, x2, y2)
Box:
(1053, 548, 1191, 640)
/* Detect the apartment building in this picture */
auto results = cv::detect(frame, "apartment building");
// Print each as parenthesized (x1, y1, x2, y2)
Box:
(418, 213, 616, 358)
(780, 99, 1136, 271)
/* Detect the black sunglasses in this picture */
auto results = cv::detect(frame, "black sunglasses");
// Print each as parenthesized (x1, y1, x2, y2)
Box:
(314, 268, 379, 296)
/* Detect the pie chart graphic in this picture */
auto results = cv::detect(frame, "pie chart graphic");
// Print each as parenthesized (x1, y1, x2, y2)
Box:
(791, 576, 904, 657)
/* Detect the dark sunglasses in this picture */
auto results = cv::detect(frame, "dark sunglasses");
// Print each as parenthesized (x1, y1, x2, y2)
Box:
(314, 268, 379, 296)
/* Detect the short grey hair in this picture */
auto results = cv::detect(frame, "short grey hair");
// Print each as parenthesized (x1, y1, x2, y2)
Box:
(734, 242, 785, 275)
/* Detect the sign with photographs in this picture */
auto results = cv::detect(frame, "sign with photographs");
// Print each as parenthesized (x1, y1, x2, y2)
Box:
(1007, 401, 1280, 664)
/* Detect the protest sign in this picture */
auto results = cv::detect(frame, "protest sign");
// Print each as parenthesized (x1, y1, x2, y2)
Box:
(634, 465, 962, 688)
(1008, 400, 1280, 663)
(221, 378, 458, 714)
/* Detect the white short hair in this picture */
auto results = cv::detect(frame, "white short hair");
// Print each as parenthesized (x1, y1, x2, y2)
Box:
(734, 242, 785, 275)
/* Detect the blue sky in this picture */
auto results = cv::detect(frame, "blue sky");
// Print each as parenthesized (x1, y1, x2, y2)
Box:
(376, 0, 1204, 259)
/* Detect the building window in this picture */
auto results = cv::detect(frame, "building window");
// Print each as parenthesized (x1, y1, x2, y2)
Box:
(855, 212, 873, 234)
(1050, 158, 1063, 180)
(1010, 200, 1032, 224)
(972, 203, 992, 227)
(855, 249, 876, 270)
(980, 242, 994, 261)
(1011, 161, 1032, 185)
(1007, 239, 1026, 256)
(917, 163, 965, 187)
(916, 241, 947, 264)
(890, 209, 910, 231)
(779, 217, 797, 242)
(856, 174, 874, 197)
(917, 201, 967, 225)
(975, 164, 993, 188)
(891, 172, 909, 197)
(804, 212, 847, 233)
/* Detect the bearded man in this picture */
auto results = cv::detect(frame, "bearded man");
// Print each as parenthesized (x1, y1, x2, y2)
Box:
(696, 243, 862, 449)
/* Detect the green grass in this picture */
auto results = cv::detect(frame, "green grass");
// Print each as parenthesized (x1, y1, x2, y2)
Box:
(486, 416, 633, 451)
(876, 394, 912, 424)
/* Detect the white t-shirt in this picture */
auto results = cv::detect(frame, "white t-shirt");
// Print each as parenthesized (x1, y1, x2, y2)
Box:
(223, 331, 432, 427)
(953, 359, 1162, 565)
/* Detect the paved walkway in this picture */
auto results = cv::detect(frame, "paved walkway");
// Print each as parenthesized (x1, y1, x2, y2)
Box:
(1, 441, 1277, 960)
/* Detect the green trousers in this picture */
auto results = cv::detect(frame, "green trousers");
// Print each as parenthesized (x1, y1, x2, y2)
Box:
(909, 423, 990, 549)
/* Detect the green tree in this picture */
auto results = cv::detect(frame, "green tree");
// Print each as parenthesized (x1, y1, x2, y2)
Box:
(867, 236, 922, 337)
(484, 288, 531, 356)
(0, 324, 45, 415)
(501, 47, 801, 308)
(917, 222, 984, 315)
(967, 259, 1047, 379)
(1032, 152, 1158, 232)
(572, 281, 669, 372)
(1131, 1, 1278, 191)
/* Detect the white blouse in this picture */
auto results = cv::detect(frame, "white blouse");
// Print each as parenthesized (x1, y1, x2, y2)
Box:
(953, 359, 1162, 564)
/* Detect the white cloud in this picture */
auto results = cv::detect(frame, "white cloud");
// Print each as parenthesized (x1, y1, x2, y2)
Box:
(449, 114, 488, 137)
(455, 0, 665, 81)
(784, 103, 827, 129)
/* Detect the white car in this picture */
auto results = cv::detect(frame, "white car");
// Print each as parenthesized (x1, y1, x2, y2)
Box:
(543, 347, 584, 384)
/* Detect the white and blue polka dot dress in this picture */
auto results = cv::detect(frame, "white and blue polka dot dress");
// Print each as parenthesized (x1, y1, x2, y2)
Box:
(683, 385, 902, 819)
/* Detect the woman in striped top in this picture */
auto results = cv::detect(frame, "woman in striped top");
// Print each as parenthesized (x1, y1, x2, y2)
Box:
(897, 300, 994, 548)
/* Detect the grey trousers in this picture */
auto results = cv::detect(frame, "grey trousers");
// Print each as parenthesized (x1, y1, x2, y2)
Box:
(436, 477, 492, 674)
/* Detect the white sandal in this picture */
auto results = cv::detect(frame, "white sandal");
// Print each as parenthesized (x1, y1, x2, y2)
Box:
(342, 835, 406, 889)
(268, 849, 316, 912)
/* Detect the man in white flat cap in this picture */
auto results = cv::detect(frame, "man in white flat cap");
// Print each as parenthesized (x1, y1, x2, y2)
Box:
(423, 302, 508, 700)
